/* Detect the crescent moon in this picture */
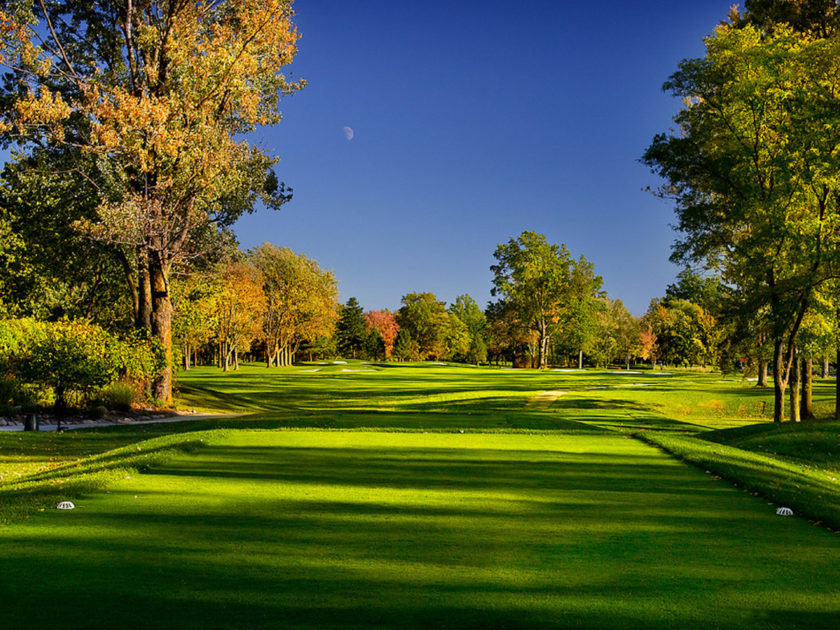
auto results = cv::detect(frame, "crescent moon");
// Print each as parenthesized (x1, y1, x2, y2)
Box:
(343, 126, 354, 141)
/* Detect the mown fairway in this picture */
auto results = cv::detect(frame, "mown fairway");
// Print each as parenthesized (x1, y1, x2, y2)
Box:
(2, 364, 840, 629)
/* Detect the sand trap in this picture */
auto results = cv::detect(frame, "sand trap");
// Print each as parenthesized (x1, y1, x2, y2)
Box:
(649, 372, 674, 376)
(429, 362, 448, 366)
(332, 360, 348, 365)
(601, 371, 643, 375)
(298, 368, 321, 373)
(552, 368, 586, 372)
(341, 368, 376, 373)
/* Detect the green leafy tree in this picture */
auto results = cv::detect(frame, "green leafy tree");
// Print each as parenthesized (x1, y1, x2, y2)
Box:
(734, 0, 840, 37)
(643, 22, 840, 420)
(448, 294, 488, 364)
(0, 154, 131, 327)
(336, 298, 367, 359)
(392, 329, 415, 362)
(363, 330, 387, 361)
(396, 292, 451, 360)
(491, 231, 602, 368)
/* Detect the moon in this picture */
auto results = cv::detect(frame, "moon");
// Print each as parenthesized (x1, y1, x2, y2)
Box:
(343, 126, 354, 141)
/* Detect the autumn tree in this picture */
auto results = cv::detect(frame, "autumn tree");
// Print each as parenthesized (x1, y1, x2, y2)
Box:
(251, 244, 338, 367)
(491, 231, 602, 369)
(365, 310, 399, 359)
(0, 0, 303, 403)
(171, 272, 219, 370)
(214, 261, 264, 371)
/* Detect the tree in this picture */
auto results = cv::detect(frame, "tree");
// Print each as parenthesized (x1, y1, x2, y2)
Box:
(448, 294, 488, 364)
(734, 0, 840, 37)
(395, 292, 450, 360)
(171, 272, 219, 370)
(643, 22, 840, 420)
(0, 152, 131, 328)
(214, 261, 264, 371)
(365, 310, 399, 359)
(491, 231, 602, 368)
(643, 298, 720, 368)
(392, 329, 415, 362)
(665, 269, 721, 314)
(587, 298, 640, 368)
(251, 244, 338, 367)
(485, 299, 532, 366)
(0, 0, 303, 403)
(336, 298, 367, 359)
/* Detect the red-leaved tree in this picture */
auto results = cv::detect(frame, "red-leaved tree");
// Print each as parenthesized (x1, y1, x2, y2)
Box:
(365, 311, 399, 359)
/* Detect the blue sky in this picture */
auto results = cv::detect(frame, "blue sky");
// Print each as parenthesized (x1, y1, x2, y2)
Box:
(235, 0, 736, 315)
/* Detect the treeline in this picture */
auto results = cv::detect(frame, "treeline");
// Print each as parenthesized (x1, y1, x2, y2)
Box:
(644, 0, 840, 421)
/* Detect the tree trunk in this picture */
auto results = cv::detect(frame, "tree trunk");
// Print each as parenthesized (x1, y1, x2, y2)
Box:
(537, 324, 549, 369)
(149, 260, 173, 406)
(234, 347, 239, 370)
(773, 340, 786, 423)
(136, 250, 152, 332)
(801, 357, 814, 420)
(789, 350, 800, 423)
(183, 343, 191, 371)
(836, 348, 840, 421)
(757, 360, 768, 387)
(822, 357, 830, 378)
(578, 350, 583, 370)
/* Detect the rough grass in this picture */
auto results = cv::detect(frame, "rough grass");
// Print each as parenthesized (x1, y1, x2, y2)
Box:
(0, 431, 211, 524)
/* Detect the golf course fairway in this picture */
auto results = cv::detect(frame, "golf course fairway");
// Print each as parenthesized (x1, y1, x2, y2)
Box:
(2, 429, 839, 629)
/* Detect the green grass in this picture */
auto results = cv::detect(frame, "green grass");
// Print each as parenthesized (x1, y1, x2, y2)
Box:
(1, 363, 840, 628)
(3, 430, 840, 629)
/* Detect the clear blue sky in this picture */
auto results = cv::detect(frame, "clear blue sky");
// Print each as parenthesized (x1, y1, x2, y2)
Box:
(234, 0, 735, 315)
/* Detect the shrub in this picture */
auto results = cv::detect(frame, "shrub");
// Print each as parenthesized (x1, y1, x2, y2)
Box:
(14, 320, 120, 409)
(89, 405, 108, 419)
(101, 381, 136, 411)
(1, 318, 162, 409)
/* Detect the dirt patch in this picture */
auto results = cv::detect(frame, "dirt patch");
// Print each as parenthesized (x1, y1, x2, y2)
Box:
(527, 390, 567, 409)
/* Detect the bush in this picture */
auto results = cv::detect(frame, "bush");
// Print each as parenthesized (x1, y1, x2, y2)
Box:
(0, 318, 162, 408)
(89, 405, 108, 419)
(101, 381, 136, 411)
(15, 320, 120, 407)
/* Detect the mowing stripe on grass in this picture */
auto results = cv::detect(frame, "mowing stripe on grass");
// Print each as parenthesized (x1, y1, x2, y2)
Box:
(2, 430, 839, 629)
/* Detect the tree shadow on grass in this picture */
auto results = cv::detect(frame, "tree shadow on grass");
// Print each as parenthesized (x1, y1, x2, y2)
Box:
(2, 437, 840, 629)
